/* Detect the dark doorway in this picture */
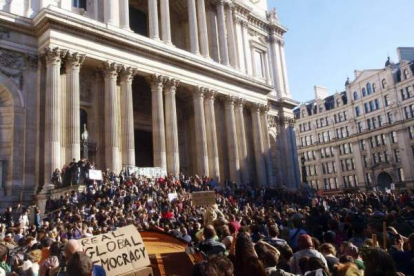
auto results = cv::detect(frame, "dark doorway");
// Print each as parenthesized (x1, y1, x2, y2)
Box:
(130, 6, 148, 36)
(135, 129, 153, 167)
(377, 172, 393, 190)
(80, 109, 88, 136)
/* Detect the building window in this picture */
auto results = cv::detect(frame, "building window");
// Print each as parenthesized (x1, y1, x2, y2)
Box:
(390, 131, 398, 143)
(384, 95, 390, 106)
(355, 106, 361, 117)
(404, 106, 410, 119)
(404, 69, 410, 80)
(366, 173, 372, 185)
(367, 83, 372, 95)
(73, 0, 87, 9)
(394, 149, 401, 163)
(363, 155, 368, 167)
(398, 168, 405, 182)
(409, 126, 414, 139)
(401, 89, 407, 101)
(387, 112, 394, 124)
(381, 133, 387, 145)
(372, 83, 377, 93)
(353, 91, 359, 100)
(375, 98, 381, 109)
(254, 50, 265, 78)
(356, 122, 362, 133)
(360, 139, 366, 150)
(382, 79, 387, 89)
(378, 115, 383, 127)
(362, 88, 367, 97)
(364, 103, 370, 113)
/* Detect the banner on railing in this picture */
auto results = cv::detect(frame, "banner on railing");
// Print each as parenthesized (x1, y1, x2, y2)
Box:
(125, 166, 167, 179)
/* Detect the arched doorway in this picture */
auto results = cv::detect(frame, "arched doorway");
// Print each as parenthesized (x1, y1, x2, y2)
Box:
(377, 172, 393, 190)
(0, 73, 24, 196)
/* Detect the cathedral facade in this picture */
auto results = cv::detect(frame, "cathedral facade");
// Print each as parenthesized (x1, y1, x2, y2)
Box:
(0, 0, 300, 205)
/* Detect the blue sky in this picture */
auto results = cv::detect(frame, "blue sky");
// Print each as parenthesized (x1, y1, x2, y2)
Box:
(268, 0, 414, 103)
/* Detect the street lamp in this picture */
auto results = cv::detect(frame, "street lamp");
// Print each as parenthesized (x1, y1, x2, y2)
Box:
(300, 154, 307, 187)
(81, 123, 88, 159)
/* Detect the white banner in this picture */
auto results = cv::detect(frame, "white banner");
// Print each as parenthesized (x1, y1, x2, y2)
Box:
(126, 166, 167, 179)
(89, 169, 103, 180)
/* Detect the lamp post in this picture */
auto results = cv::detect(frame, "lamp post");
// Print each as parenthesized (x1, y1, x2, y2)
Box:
(81, 123, 88, 159)
(300, 154, 307, 188)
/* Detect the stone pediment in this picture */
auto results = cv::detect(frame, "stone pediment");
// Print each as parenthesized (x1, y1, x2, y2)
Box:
(351, 69, 382, 85)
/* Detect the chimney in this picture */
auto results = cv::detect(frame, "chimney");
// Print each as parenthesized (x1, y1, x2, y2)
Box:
(314, 85, 329, 100)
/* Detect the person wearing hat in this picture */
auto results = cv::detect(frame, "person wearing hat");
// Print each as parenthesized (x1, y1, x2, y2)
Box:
(290, 234, 327, 274)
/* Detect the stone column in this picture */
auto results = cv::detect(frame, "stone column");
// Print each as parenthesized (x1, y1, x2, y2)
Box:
(235, 18, 245, 72)
(104, 0, 118, 26)
(225, 3, 237, 68)
(164, 78, 180, 176)
(148, 0, 160, 40)
(197, 0, 209, 58)
(269, 35, 284, 97)
(251, 104, 267, 187)
(188, 0, 200, 54)
(146, 75, 167, 170)
(104, 62, 121, 172)
(204, 90, 220, 181)
(44, 47, 67, 185)
(235, 98, 249, 184)
(160, 0, 172, 44)
(225, 96, 241, 184)
(120, 67, 136, 167)
(193, 87, 209, 176)
(120, 0, 130, 30)
(242, 21, 252, 75)
(208, 7, 220, 62)
(216, 0, 229, 66)
(260, 107, 274, 185)
(65, 52, 85, 162)
(279, 41, 291, 97)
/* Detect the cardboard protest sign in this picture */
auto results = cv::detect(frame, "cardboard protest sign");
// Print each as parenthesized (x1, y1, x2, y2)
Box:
(89, 169, 103, 180)
(80, 225, 150, 276)
(191, 191, 216, 206)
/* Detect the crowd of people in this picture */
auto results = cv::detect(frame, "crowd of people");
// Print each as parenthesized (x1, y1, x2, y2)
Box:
(0, 159, 413, 276)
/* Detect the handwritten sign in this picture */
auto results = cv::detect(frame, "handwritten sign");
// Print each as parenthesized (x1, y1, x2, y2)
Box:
(191, 191, 216, 206)
(80, 225, 150, 276)
(126, 166, 167, 179)
(89, 169, 103, 180)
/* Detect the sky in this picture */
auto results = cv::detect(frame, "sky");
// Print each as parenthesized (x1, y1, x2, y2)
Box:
(268, 0, 414, 103)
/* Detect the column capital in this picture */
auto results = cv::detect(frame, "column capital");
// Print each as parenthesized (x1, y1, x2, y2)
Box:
(260, 104, 270, 113)
(43, 47, 67, 65)
(204, 89, 217, 100)
(164, 78, 180, 94)
(103, 61, 120, 78)
(66, 52, 86, 69)
(235, 98, 246, 109)
(195, 86, 207, 98)
(146, 74, 165, 90)
(119, 66, 137, 83)
(224, 95, 237, 108)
